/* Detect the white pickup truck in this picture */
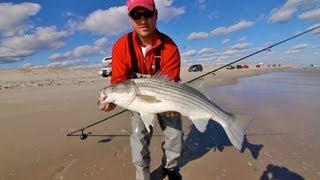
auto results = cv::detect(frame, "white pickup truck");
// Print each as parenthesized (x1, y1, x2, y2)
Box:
(98, 57, 112, 77)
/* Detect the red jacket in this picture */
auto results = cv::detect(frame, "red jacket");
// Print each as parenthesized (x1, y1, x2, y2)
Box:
(111, 30, 181, 84)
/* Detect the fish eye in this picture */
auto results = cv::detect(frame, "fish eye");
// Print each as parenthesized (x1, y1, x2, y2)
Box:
(110, 86, 115, 91)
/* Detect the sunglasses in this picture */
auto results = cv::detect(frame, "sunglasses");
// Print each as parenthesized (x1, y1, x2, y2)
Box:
(129, 10, 155, 20)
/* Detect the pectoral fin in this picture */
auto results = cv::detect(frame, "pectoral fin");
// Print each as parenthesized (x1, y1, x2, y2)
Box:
(140, 113, 156, 132)
(189, 117, 210, 133)
(136, 95, 161, 104)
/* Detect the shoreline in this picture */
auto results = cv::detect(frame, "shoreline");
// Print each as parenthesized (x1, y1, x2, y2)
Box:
(180, 65, 292, 89)
(0, 65, 291, 90)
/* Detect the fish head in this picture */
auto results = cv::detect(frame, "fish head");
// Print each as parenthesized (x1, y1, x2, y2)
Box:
(101, 80, 137, 107)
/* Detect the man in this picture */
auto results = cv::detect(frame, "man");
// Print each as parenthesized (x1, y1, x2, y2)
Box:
(98, 0, 183, 179)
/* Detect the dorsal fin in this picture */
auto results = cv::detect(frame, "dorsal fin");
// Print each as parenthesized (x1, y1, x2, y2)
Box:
(152, 71, 172, 81)
(186, 78, 206, 94)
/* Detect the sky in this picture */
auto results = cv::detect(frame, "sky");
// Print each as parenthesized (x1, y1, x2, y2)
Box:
(0, 0, 319, 69)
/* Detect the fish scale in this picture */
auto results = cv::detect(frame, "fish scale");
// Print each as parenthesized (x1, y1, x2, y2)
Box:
(135, 79, 211, 107)
(134, 78, 229, 119)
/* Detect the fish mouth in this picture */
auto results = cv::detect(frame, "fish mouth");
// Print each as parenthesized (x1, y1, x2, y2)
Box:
(106, 99, 115, 104)
(97, 96, 114, 105)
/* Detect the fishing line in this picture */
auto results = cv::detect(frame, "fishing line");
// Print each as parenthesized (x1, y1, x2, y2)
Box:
(67, 25, 320, 140)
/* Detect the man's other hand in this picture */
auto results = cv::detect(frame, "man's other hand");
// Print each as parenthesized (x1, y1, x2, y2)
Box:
(99, 102, 116, 112)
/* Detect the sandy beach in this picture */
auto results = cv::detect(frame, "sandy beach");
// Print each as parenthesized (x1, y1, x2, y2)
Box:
(1, 64, 319, 180)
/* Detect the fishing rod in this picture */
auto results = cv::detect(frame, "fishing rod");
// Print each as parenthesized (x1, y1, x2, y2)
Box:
(66, 25, 320, 140)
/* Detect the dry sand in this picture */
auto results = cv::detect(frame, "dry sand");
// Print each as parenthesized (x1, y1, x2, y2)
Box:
(1, 65, 308, 180)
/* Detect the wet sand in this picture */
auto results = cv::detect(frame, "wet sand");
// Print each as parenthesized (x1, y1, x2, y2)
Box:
(2, 65, 315, 180)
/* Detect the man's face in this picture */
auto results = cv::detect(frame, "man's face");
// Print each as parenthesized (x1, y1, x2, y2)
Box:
(129, 7, 157, 39)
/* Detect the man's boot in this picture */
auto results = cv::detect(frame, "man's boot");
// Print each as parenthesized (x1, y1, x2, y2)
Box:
(162, 167, 182, 180)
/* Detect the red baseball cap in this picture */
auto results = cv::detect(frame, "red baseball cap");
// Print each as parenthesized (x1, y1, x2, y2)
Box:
(127, 0, 155, 12)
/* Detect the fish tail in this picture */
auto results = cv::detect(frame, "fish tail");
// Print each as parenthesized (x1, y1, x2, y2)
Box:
(224, 115, 252, 150)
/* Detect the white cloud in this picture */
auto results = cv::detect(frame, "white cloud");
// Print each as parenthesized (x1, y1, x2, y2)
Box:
(213, 42, 251, 62)
(187, 32, 209, 40)
(80, 1, 185, 35)
(49, 52, 72, 61)
(285, 43, 308, 54)
(207, 11, 219, 20)
(211, 20, 255, 36)
(0, 26, 68, 63)
(290, 43, 308, 50)
(181, 48, 219, 62)
(308, 23, 320, 35)
(230, 42, 250, 50)
(49, 37, 109, 61)
(20, 63, 34, 68)
(269, 0, 304, 23)
(181, 41, 252, 63)
(237, 36, 247, 43)
(2, 26, 67, 49)
(155, 0, 186, 22)
(18, 63, 44, 68)
(65, 19, 80, 33)
(81, 6, 129, 35)
(0, 2, 41, 36)
(188, 22, 253, 41)
(215, 49, 248, 62)
(94, 37, 109, 47)
(198, 48, 214, 55)
(285, 49, 300, 54)
(47, 60, 89, 68)
(222, 49, 242, 56)
(181, 49, 197, 59)
(299, 8, 320, 20)
(222, 39, 230, 44)
(73, 45, 103, 57)
(197, 0, 206, 10)
(268, 0, 320, 23)
(198, 48, 215, 58)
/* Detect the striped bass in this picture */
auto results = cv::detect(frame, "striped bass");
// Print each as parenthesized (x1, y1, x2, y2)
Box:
(100, 77, 252, 150)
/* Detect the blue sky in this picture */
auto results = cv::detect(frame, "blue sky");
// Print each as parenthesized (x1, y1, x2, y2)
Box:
(0, 0, 319, 69)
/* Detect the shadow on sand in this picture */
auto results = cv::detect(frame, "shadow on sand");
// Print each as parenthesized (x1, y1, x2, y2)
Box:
(178, 120, 263, 167)
(151, 120, 263, 179)
(260, 164, 304, 180)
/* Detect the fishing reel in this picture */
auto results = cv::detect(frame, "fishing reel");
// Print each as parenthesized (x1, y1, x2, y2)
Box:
(80, 130, 91, 140)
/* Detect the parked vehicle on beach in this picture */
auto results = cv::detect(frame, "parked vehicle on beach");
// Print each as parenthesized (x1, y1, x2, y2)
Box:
(98, 57, 112, 77)
(188, 64, 203, 72)
(310, 64, 320, 70)
(243, 64, 249, 68)
(226, 65, 235, 70)
(236, 65, 243, 69)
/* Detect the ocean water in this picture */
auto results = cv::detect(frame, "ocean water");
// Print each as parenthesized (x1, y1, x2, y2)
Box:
(208, 68, 320, 136)
(208, 68, 320, 116)
(207, 68, 320, 179)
